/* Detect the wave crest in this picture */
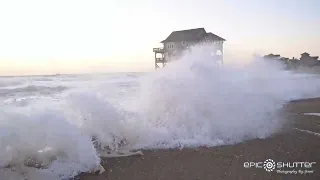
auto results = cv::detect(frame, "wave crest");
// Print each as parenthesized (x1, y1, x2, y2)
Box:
(1, 45, 320, 179)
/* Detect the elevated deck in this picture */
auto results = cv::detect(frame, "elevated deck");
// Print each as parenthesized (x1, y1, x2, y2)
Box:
(153, 48, 164, 53)
(153, 47, 166, 69)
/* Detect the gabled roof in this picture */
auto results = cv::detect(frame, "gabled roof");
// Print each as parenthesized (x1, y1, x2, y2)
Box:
(301, 52, 310, 56)
(160, 28, 225, 43)
(204, 32, 226, 41)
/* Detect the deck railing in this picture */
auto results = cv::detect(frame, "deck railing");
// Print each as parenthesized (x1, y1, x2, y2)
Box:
(153, 48, 164, 53)
(155, 57, 165, 63)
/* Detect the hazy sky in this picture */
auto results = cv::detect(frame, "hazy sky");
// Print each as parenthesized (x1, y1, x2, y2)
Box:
(0, 0, 319, 75)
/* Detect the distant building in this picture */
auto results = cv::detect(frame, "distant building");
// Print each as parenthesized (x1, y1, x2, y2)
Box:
(263, 52, 320, 70)
(287, 57, 300, 69)
(263, 54, 281, 60)
(153, 28, 226, 69)
(279, 57, 289, 65)
(279, 57, 289, 61)
(299, 52, 320, 66)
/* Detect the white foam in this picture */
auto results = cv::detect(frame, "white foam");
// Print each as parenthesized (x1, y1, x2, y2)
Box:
(1, 44, 320, 179)
(294, 128, 320, 137)
(133, 45, 320, 149)
(303, 113, 320, 116)
(0, 107, 100, 179)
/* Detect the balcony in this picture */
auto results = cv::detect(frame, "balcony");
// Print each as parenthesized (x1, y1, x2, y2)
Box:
(155, 57, 166, 63)
(153, 48, 164, 53)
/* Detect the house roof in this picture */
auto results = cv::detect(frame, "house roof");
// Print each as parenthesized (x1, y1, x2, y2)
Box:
(160, 28, 225, 43)
(203, 32, 226, 41)
(301, 52, 310, 56)
(264, 54, 281, 58)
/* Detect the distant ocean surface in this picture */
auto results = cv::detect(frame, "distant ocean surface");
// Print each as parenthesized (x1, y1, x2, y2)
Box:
(1, 54, 320, 179)
(0, 73, 141, 108)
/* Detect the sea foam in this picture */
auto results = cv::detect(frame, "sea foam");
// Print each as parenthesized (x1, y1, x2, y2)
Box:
(1, 44, 320, 179)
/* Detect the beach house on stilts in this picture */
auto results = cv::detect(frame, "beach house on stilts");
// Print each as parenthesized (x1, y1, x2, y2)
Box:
(153, 28, 226, 69)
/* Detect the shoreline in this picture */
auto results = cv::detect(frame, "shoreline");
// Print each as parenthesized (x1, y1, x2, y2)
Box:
(76, 98, 320, 180)
(289, 97, 320, 103)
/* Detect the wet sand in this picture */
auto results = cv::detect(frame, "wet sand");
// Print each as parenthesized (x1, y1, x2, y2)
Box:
(76, 98, 320, 180)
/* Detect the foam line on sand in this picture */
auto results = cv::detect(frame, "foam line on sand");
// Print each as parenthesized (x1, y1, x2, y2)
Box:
(303, 113, 320, 116)
(294, 128, 320, 137)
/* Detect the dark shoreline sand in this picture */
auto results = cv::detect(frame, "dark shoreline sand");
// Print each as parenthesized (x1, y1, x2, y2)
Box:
(76, 98, 320, 180)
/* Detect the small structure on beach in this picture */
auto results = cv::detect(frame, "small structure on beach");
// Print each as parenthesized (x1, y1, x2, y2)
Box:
(153, 28, 226, 69)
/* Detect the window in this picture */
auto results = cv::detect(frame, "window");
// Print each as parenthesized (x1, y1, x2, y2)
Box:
(167, 43, 174, 49)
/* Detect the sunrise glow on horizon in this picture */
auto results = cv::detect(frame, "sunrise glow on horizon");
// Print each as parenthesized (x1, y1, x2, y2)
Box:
(0, 0, 319, 76)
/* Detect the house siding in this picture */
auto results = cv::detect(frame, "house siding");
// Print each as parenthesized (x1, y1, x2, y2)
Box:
(164, 40, 223, 61)
(164, 41, 186, 61)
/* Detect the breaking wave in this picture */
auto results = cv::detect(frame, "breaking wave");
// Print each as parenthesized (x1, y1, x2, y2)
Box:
(1, 45, 320, 179)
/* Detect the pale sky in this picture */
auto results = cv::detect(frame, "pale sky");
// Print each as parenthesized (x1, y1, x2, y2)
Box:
(0, 0, 319, 75)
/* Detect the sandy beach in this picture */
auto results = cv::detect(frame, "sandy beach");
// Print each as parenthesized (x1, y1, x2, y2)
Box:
(75, 98, 320, 180)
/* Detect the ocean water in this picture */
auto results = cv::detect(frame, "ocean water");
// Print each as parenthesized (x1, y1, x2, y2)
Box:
(1, 46, 320, 179)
